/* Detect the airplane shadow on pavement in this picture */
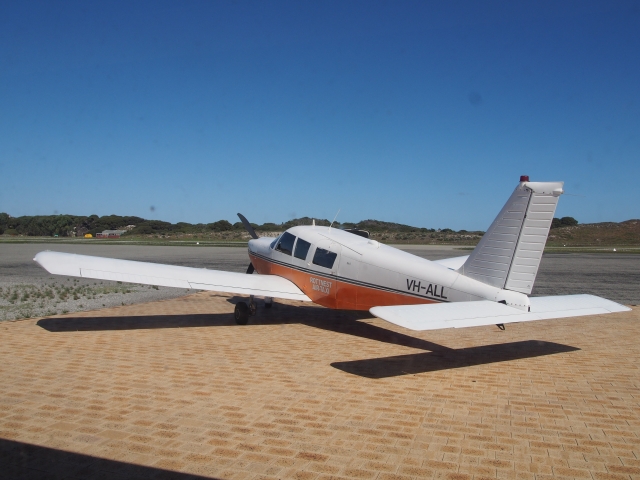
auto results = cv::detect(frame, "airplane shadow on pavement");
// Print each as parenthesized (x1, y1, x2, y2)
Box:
(36, 297, 579, 378)
(330, 341, 579, 378)
(0, 437, 215, 480)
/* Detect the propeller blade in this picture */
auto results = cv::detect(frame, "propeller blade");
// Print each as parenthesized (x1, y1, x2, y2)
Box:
(237, 213, 258, 239)
(246, 263, 255, 274)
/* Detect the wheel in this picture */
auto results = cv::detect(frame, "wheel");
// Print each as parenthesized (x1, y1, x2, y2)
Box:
(234, 302, 249, 325)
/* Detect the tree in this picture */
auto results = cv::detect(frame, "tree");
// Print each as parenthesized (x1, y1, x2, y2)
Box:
(207, 220, 233, 232)
(560, 216, 578, 227)
(551, 217, 578, 229)
(0, 212, 9, 231)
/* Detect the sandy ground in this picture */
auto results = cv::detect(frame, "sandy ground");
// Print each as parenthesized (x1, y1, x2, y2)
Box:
(1, 244, 638, 321)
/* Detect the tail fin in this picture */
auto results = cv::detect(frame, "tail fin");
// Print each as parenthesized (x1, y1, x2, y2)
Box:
(458, 177, 564, 294)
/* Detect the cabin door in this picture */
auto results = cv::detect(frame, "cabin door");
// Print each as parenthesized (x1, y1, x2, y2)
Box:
(307, 238, 341, 308)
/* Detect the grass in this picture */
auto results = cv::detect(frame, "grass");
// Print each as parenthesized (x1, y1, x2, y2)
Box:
(0, 281, 146, 321)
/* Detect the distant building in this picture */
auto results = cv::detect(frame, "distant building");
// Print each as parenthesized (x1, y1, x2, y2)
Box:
(96, 230, 127, 238)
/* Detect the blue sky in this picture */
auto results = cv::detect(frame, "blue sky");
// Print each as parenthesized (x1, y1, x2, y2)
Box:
(1, 1, 639, 230)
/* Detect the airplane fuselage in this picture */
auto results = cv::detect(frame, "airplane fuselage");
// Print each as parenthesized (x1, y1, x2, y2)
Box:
(248, 226, 530, 311)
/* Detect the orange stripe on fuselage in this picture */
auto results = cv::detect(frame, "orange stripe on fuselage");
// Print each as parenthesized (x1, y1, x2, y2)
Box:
(249, 253, 438, 311)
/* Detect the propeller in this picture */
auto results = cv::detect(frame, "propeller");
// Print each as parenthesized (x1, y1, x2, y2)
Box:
(238, 213, 257, 274)
(237, 213, 258, 239)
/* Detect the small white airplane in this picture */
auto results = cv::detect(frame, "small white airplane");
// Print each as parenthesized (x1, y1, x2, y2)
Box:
(35, 176, 629, 331)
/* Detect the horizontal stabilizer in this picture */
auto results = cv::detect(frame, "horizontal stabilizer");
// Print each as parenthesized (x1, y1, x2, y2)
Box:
(34, 251, 312, 302)
(370, 294, 630, 331)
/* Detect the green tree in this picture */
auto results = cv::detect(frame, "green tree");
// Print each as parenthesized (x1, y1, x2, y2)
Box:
(560, 216, 578, 227)
(551, 217, 578, 229)
(207, 220, 233, 231)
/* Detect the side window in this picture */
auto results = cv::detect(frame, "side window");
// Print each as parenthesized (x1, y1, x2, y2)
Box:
(294, 238, 311, 260)
(270, 234, 281, 249)
(275, 232, 296, 256)
(312, 248, 337, 269)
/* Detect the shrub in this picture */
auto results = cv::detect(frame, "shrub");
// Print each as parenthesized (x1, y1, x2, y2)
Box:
(551, 217, 579, 229)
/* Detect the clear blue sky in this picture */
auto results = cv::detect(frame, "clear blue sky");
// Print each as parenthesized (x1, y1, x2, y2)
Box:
(1, 1, 639, 230)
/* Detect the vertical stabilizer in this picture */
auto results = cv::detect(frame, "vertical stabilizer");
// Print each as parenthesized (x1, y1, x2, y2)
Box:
(458, 177, 564, 294)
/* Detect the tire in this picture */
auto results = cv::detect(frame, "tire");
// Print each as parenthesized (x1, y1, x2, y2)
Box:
(234, 302, 249, 325)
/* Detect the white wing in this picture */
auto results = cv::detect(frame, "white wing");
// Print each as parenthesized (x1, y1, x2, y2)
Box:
(433, 255, 469, 270)
(34, 251, 311, 302)
(370, 294, 630, 331)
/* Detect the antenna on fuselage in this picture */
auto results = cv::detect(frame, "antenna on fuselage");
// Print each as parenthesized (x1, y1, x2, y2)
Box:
(329, 209, 341, 230)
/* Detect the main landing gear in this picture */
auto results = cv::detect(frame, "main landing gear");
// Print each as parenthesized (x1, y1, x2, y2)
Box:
(234, 302, 250, 325)
(234, 296, 273, 325)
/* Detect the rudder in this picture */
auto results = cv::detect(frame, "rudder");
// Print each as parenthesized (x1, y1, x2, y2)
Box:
(458, 176, 564, 294)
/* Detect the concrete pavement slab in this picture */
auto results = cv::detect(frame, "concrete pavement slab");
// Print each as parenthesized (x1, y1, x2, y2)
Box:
(0, 293, 638, 479)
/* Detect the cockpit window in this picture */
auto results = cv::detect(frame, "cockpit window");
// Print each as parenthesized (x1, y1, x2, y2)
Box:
(275, 232, 295, 256)
(270, 235, 281, 249)
(294, 238, 311, 260)
(312, 248, 337, 269)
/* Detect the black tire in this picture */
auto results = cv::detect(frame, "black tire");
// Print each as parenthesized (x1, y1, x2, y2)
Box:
(234, 302, 249, 325)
